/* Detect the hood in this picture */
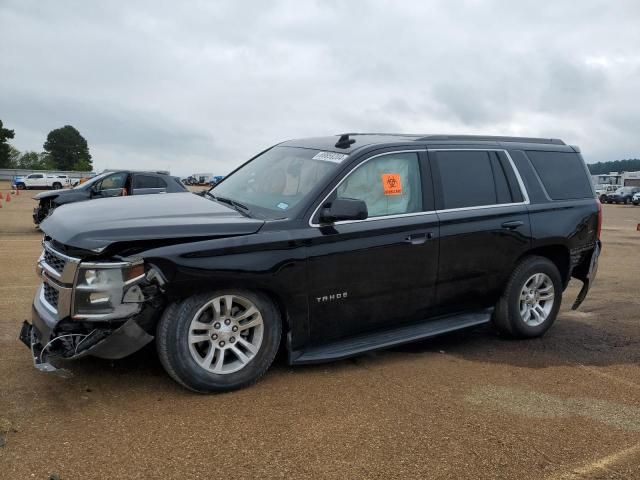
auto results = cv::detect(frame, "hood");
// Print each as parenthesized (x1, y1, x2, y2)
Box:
(34, 190, 72, 200)
(40, 193, 265, 251)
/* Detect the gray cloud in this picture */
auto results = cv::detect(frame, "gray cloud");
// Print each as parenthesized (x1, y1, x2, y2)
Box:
(1, 0, 639, 176)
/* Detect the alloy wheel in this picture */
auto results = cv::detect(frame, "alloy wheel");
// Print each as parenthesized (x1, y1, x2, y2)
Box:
(188, 294, 264, 374)
(519, 273, 555, 327)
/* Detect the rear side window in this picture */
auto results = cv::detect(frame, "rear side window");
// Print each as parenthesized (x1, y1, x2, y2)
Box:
(434, 151, 520, 209)
(526, 151, 592, 200)
(134, 175, 166, 189)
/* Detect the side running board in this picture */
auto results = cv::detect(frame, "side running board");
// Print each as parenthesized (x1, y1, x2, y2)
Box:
(291, 309, 493, 365)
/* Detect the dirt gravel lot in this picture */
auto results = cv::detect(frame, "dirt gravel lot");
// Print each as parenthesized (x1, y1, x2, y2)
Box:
(0, 181, 639, 479)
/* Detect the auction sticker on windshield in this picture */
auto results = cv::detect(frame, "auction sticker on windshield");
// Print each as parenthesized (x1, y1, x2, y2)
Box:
(312, 152, 348, 163)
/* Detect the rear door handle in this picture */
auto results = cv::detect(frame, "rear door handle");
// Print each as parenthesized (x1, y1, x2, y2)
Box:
(501, 220, 524, 230)
(405, 232, 433, 245)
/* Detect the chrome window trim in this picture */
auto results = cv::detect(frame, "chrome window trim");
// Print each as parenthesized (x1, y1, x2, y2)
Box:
(308, 149, 428, 227)
(434, 201, 529, 214)
(308, 148, 531, 227)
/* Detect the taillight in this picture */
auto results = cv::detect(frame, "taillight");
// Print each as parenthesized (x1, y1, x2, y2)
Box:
(596, 200, 603, 240)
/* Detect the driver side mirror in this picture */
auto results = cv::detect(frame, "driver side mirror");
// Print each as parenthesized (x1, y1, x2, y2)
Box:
(319, 198, 368, 224)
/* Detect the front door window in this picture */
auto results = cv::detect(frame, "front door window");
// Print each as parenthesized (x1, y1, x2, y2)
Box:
(336, 152, 422, 217)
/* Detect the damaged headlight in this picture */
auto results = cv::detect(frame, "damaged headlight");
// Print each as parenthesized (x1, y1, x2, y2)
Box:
(73, 261, 146, 319)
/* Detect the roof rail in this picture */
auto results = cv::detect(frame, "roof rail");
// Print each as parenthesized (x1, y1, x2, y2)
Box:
(101, 169, 171, 175)
(336, 132, 423, 137)
(416, 134, 566, 145)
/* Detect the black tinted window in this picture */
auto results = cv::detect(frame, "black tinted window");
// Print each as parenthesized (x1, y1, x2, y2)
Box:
(527, 151, 592, 200)
(134, 175, 166, 189)
(491, 153, 512, 205)
(172, 177, 187, 190)
(497, 152, 524, 203)
(435, 151, 516, 209)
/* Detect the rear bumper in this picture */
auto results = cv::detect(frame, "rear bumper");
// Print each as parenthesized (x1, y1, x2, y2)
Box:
(571, 240, 601, 310)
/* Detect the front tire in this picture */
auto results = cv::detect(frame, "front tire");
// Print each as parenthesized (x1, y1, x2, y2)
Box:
(493, 256, 562, 338)
(156, 290, 281, 393)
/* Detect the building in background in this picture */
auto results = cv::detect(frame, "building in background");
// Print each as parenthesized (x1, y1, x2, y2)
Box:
(592, 171, 640, 188)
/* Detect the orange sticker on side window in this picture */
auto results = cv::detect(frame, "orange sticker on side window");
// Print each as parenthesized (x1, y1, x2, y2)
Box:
(382, 173, 402, 196)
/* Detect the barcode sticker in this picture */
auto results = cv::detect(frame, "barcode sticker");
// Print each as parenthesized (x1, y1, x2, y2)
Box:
(312, 151, 348, 163)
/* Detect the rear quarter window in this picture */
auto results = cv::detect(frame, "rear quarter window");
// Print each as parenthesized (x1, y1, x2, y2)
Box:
(134, 175, 166, 189)
(526, 151, 592, 200)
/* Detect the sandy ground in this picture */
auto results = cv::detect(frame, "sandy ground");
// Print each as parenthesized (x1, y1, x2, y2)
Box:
(0, 180, 639, 479)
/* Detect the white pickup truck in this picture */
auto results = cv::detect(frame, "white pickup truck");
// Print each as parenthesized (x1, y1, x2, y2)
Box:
(15, 174, 74, 190)
(594, 183, 621, 202)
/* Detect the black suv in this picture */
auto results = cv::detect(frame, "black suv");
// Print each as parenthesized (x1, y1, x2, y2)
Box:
(20, 134, 601, 392)
(32, 170, 188, 224)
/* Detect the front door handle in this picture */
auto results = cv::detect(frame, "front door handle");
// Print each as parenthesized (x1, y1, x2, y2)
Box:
(405, 232, 433, 245)
(501, 220, 524, 230)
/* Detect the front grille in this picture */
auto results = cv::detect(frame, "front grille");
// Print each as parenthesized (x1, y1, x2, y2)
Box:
(43, 283, 59, 309)
(44, 249, 66, 274)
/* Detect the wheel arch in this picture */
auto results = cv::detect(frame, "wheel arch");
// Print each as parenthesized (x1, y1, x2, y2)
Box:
(518, 244, 571, 288)
(164, 280, 294, 341)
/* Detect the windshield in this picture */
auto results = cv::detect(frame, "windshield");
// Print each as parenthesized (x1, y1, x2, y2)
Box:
(616, 187, 633, 194)
(211, 146, 345, 216)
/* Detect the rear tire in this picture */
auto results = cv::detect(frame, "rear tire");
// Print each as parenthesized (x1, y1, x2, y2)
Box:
(156, 290, 281, 393)
(493, 256, 562, 338)
(52, 182, 62, 190)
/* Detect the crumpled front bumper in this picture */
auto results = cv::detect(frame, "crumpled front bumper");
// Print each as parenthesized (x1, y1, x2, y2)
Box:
(20, 283, 155, 371)
(21, 241, 164, 372)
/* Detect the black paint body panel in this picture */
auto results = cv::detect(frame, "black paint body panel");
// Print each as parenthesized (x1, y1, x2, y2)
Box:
(37, 135, 600, 362)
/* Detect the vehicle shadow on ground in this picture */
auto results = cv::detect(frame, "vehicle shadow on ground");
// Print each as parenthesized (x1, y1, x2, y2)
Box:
(60, 313, 638, 395)
(385, 316, 640, 369)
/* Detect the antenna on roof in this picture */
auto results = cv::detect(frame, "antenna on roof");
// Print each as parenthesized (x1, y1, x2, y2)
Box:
(335, 134, 356, 149)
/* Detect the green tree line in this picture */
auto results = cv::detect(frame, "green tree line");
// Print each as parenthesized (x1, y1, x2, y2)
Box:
(0, 120, 93, 171)
(587, 159, 640, 175)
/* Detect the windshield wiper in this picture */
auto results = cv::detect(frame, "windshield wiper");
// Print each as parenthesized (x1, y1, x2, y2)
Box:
(210, 194, 252, 217)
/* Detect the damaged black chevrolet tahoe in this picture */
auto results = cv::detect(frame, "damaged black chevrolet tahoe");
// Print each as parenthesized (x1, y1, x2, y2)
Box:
(20, 134, 601, 392)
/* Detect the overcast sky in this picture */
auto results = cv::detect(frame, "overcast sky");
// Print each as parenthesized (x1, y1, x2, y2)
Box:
(1, 1, 639, 176)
